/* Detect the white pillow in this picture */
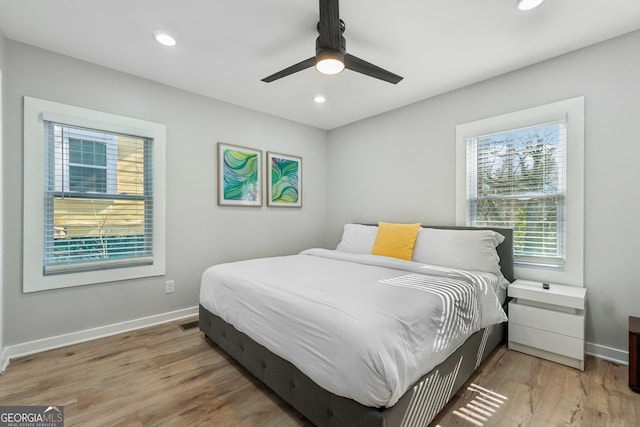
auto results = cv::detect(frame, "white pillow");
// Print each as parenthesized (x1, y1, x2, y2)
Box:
(412, 228, 505, 274)
(336, 224, 378, 254)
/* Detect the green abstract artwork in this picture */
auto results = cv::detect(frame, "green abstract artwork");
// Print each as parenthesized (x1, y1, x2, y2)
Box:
(268, 152, 302, 207)
(218, 143, 262, 206)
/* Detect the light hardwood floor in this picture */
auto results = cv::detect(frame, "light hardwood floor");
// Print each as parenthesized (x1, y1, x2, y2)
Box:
(0, 317, 638, 426)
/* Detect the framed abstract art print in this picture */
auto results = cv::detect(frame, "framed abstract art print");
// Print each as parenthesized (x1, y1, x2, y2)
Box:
(267, 151, 302, 207)
(218, 142, 262, 206)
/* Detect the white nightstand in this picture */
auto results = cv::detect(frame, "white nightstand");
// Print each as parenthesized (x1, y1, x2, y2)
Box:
(507, 279, 587, 370)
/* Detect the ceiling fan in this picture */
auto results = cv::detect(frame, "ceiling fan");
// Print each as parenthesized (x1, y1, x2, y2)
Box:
(261, 0, 403, 84)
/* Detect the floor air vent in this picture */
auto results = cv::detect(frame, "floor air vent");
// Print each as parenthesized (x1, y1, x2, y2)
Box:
(179, 320, 199, 331)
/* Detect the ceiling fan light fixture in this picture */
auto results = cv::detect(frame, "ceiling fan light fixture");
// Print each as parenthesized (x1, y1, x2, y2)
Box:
(315, 51, 345, 75)
(316, 58, 344, 75)
(515, 0, 545, 11)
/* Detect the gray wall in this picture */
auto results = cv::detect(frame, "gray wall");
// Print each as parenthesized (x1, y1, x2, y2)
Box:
(0, 30, 5, 356)
(327, 30, 640, 355)
(3, 41, 328, 345)
(4, 30, 639, 357)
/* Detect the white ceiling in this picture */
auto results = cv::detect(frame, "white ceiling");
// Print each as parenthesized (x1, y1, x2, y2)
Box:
(0, 1, 639, 130)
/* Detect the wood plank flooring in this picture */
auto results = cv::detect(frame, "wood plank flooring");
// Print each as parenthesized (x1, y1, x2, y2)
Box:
(430, 343, 639, 427)
(0, 317, 638, 426)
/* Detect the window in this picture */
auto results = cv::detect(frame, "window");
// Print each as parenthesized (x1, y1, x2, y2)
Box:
(45, 122, 152, 274)
(456, 97, 584, 286)
(466, 120, 566, 266)
(24, 97, 166, 292)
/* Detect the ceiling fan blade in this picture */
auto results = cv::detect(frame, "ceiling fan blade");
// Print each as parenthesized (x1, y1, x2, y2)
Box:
(318, 0, 341, 50)
(261, 57, 316, 82)
(344, 54, 403, 84)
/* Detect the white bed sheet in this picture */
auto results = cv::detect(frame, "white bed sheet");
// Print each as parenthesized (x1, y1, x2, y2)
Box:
(199, 249, 507, 408)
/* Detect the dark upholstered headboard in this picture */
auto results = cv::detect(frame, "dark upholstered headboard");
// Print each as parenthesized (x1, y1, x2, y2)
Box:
(364, 224, 514, 283)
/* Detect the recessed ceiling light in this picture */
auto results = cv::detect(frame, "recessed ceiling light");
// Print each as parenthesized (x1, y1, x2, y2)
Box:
(153, 32, 176, 47)
(515, 0, 545, 11)
(313, 95, 326, 104)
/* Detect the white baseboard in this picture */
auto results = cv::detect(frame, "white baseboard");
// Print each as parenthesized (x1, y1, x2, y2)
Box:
(0, 347, 9, 374)
(2, 311, 629, 374)
(585, 341, 628, 366)
(3, 306, 198, 368)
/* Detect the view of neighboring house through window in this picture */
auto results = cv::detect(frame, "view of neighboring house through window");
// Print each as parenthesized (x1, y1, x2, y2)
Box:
(44, 122, 152, 274)
(465, 120, 566, 266)
(68, 137, 111, 193)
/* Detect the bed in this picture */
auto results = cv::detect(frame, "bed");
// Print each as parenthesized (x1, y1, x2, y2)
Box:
(199, 224, 514, 427)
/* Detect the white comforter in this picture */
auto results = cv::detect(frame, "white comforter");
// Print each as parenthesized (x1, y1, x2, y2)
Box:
(199, 249, 507, 408)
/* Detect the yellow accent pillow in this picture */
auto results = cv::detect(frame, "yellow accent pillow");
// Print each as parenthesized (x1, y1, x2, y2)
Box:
(371, 222, 421, 261)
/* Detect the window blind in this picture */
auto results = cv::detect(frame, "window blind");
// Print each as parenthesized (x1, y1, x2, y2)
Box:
(44, 121, 153, 274)
(466, 119, 566, 266)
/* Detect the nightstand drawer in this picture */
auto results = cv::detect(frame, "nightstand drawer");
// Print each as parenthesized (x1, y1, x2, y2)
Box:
(509, 301, 584, 339)
(508, 280, 585, 310)
(509, 323, 584, 360)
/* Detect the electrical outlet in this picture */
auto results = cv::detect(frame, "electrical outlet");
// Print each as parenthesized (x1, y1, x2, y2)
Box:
(165, 280, 175, 294)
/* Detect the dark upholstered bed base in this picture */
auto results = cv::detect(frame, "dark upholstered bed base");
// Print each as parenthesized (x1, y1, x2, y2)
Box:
(199, 304, 505, 427)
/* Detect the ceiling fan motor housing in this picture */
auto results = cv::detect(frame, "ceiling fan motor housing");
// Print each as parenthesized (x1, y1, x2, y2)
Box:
(316, 34, 346, 62)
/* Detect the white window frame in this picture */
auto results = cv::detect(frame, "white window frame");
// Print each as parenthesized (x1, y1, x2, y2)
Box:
(456, 97, 584, 286)
(23, 97, 166, 292)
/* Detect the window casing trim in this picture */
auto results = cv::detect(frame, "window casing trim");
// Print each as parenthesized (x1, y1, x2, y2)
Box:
(23, 97, 166, 293)
(455, 97, 584, 286)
